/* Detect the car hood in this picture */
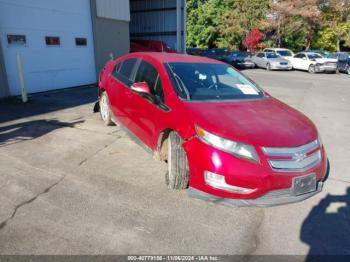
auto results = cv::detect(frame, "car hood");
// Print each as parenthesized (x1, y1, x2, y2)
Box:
(182, 98, 317, 147)
(314, 58, 337, 63)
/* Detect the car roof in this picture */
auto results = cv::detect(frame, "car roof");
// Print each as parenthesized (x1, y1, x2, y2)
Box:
(122, 52, 223, 64)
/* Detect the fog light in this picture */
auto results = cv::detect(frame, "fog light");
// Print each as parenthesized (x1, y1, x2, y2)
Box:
(204, 171, 255, 194)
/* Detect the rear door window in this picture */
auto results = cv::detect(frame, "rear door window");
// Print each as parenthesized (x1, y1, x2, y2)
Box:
(117, 59, 138, 86)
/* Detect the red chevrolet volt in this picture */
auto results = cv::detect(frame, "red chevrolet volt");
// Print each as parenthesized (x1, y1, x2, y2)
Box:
(96, 52, 329, 207)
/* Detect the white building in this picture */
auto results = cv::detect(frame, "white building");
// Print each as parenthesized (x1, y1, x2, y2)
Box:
(0, 0, 186, 98)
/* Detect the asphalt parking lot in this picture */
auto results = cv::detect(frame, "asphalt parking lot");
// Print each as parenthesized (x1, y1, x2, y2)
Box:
(0, 69, 349, 256)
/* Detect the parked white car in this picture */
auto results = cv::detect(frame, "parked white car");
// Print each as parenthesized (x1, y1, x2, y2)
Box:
(290, 52, 338, 73)
(263, 48, 294, 61)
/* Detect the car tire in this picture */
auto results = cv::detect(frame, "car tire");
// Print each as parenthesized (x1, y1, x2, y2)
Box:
(99, 91, 114, 126)
(308, 65, 315, 74)
(266, 63, 271, 71)
(165, 132, 189, 190)
(347, 66, 350, 75)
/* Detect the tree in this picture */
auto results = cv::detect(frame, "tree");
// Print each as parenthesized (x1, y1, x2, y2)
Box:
(243, 29, 265, 52)
(264, 0, 321, 49)
(219, 0, 269, 49)
(281, 16, 308, 51)
(186, 0, 227, 48)
(316, 0, 350, 51)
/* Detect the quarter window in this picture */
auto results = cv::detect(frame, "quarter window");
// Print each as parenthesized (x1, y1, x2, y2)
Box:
(113, 63, 122, 78)
(117, 59, 138, 86)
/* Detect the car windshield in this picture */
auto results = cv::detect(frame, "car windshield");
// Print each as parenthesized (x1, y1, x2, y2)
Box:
(277, 50, 293, 56)
(266, 53, 279, 59)
(308, 54, 322, 59)
(166, 63, 265, 101)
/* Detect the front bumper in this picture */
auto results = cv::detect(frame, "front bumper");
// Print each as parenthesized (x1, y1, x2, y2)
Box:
(236, 62, 255, 68)
(188, 182, 323, 207)
(321, 65, 337, 72)
(271, 64, 292, 70)
(315, 64, 337, 73)
(183, 137, 328, 206)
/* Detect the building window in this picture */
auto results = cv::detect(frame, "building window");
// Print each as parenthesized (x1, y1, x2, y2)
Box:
(45, 36, 60, 46)
(75, 38, 87, 46)
(7, 35, 26, 46)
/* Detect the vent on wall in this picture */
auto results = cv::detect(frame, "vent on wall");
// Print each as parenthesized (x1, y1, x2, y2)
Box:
(7, 35, 26, 46)
(45, 36, 60, 46)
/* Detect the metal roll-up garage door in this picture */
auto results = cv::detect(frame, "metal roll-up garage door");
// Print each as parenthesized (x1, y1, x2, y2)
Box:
(0, 0, 96, 95)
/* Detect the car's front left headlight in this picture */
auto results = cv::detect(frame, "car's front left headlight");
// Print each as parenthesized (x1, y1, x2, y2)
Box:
(195, 126, 260, 162)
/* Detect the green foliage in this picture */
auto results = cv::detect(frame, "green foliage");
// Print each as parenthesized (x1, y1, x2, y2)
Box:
(313, 4, 350, 51)
(186, 0, 350, 52)
(313, 27, 337, 52)
(281, 16, 308, 52)
(219, 0, 269, 49)
(186, 0, 227, 48)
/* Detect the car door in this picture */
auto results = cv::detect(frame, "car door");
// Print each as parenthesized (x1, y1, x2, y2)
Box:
(125, 59, 170, 148)
(292, 53, 306, 70)
(303, 54, 315, 70)
(261, 53, 268, 68)
(107, 58, 138, 129)
(254, 53, 264, 67)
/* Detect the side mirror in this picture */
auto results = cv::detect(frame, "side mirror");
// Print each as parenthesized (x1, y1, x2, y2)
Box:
(131, 82, 151, 94)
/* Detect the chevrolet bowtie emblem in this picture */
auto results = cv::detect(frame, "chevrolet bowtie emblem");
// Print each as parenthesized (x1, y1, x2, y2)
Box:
(293, 152, 307, 162)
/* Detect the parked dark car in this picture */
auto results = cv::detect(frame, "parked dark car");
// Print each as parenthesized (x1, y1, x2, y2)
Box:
(223, 51, 255, 69)
(187, 48, 204, 56)
(201, 48, 230, 61)
(328, 52, 350, 74)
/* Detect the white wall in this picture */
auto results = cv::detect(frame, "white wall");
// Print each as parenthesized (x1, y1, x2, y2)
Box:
(0, 0, 96, 95)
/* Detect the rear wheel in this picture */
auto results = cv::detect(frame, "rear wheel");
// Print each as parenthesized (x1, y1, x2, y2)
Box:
(308, 65, 315, 74)
(99, 92, 114, 126)
(165, 132, 189, 190)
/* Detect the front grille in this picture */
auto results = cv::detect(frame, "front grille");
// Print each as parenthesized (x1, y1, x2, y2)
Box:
(280, 62, 288, 65)
(262, 140, 322, 172)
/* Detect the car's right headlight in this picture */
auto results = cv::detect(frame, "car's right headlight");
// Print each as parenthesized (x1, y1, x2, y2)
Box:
(195, 126, 260, 162)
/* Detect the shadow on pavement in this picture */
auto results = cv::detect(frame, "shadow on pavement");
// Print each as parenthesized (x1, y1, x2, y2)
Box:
(0, 119, 84, 147)
(0, 85, 96, 123)
(301, 187, 350, 261)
